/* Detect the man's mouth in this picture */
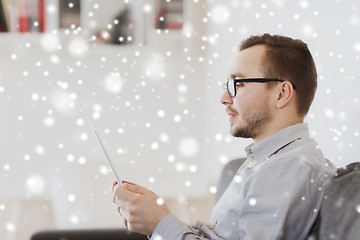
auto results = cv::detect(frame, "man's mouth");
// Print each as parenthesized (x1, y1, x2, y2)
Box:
(226, 110, 237, 121)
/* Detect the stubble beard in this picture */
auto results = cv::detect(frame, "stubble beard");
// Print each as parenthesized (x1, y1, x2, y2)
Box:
(230, 99, 272, 139)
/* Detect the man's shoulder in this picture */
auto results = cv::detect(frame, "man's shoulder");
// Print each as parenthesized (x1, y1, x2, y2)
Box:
(262, 138, 336, 178)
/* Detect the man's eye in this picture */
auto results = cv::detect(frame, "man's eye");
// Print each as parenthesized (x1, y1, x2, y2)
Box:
(235, 82, 244, 88)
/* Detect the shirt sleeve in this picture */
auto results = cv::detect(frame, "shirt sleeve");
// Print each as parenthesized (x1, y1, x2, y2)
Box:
(238, 158, 323, 240)
(150, 214, 224, 240)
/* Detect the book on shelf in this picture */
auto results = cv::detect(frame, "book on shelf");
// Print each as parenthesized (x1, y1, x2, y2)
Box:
(0, 0, 8, 32)
(155, 0, 183, 30)
(59, 0, 80, 29)
(0, 0, 46, 33)
(38, 0, 45, 32)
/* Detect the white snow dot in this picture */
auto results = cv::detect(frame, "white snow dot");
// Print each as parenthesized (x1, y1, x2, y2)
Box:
(50, 55, 60, 64)
(157, 109, 165, 118)
(179, 137, 199, 157)
(151, 142, 159, 150)
(209, 186, 217, 194)
(47, 4, 56, 13)
(69, 92, 77, 100)
(4, 164, 10, 170)
(356, 205, 360, 213)
(78, 157, 86, 164)
(26, 174, 45, 194)
(175, 162, 185, 172)
(215, 134, 223, 141)
(159, 133, 169, 143)
(174, 115, 181, 122)
(99, 165, 109, 175)
(219, 155, 229, 165)
(299, 0, 309, 9)
(69, 215, 80, 224)
(148, 177, 155, 183)
(68, 194, 76, 202)
(325, 109, 335, 118)
(35, 145, 45, 155)
(185, 181, 191, 187)
(143, 4, 152, 12)
(32, 93, 39, 101)
(234, 176, 242, 183)
(249, 198, 257, 206)
(117, 148, 124, 155)
(189, 165, 197, 172)
(0, 204, 5, 210)
(354, 42, 360, 52)
(156, 198, 164, 205)
(6, 222, 16, 232)
(80, 133, 88, 141)
(168, 155, 175, 162)
(152, 235, 163, 240)
(67, 154, 74, 162)
(178, 84, 187, 93)
(76, 118, 84, 126)
(44, 116, 55, 126)
(93, 112, 100, 119)
(302, 25, 314, 36)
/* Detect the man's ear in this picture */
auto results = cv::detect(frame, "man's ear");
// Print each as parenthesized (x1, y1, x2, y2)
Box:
(275, 81, 295, 109)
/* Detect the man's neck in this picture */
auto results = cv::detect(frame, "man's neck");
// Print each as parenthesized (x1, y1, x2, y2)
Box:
(253, 119, 304, 144)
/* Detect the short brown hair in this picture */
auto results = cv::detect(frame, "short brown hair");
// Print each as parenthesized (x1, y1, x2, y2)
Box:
(239, 33, 317, 115)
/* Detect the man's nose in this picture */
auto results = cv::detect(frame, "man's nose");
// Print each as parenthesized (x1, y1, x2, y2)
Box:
(220, 90, 233, 106)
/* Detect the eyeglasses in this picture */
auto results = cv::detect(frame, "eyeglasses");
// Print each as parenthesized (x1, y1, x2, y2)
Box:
(223, 78, 297, 98)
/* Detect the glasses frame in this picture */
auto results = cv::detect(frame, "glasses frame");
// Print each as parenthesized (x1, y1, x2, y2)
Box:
(224, 78, 297, 98)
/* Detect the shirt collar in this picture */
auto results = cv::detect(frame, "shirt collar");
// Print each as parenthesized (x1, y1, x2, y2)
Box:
(245, 123, 310, 162)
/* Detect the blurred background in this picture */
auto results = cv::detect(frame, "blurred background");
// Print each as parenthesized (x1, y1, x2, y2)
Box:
(0, 0, 359, 239)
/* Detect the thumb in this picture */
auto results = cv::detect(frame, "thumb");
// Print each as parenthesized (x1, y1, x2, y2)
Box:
(122, 182, 145, 194)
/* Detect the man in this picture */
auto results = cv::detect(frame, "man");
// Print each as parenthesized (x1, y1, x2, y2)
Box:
(112, 33, 336, 239)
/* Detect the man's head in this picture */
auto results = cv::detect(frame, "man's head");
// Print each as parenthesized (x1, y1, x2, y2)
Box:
(240, 34, 317, 115)
(221, 34, 317, 142)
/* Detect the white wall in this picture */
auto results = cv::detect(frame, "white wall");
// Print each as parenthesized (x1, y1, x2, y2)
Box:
(0, 0, 359, 239)
(0, 0, 211, 238)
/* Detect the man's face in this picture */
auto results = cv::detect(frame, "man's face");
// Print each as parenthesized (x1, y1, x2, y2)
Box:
(221, 45, 274, 139)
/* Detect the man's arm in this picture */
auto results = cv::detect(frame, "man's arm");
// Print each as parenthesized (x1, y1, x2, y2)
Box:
(112, 182, 221, 239)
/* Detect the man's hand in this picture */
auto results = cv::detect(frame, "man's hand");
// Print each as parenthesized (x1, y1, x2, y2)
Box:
(112, 181, 171, 235)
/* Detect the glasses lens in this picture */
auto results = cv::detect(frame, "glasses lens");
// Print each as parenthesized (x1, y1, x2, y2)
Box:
(227, 79, 235, 97)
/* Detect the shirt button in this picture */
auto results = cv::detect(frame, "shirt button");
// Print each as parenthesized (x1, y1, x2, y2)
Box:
(209, 221, 217, 229)
(248, 162, 255, 168)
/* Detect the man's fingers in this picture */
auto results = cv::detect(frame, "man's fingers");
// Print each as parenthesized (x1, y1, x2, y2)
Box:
(112, 181, 118, 192)
(122, 182, 146, 194)
(117, 207, 129, 228)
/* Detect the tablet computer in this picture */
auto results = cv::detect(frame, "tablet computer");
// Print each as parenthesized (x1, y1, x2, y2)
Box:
(93, 125, 122, 185)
